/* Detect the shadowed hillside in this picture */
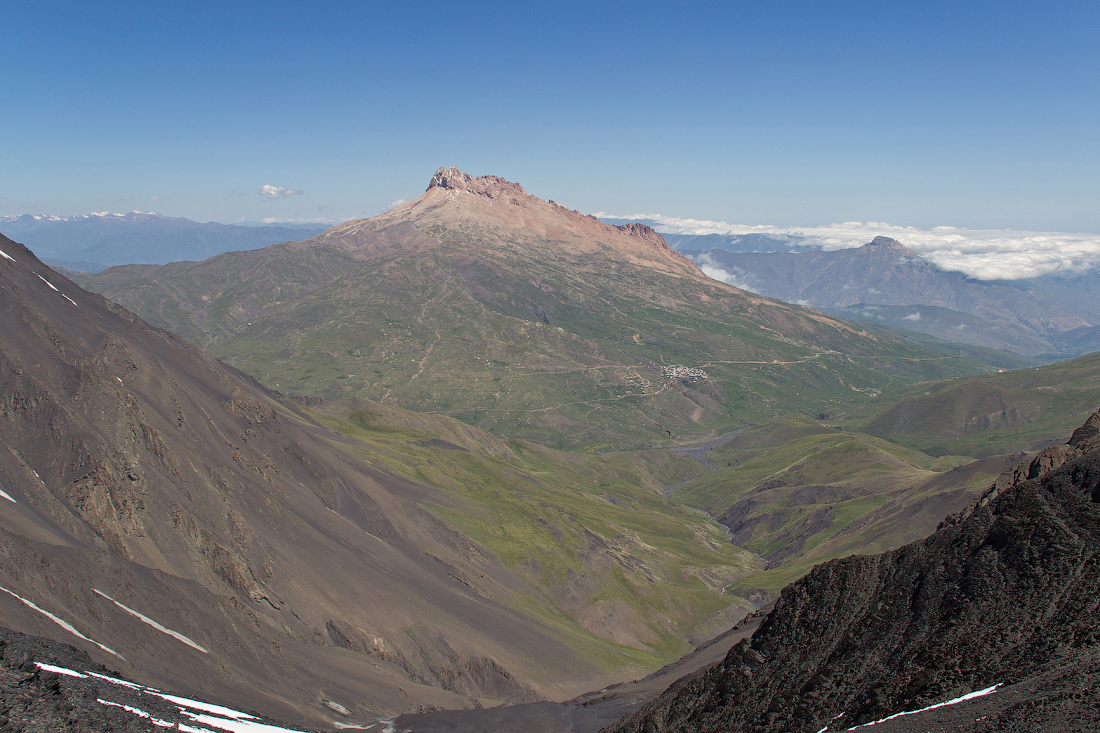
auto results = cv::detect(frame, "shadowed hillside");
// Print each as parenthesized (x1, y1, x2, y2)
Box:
(607, 412, 1100, 733)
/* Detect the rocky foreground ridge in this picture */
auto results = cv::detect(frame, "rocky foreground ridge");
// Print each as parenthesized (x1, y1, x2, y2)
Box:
(607, 411, 1100, 732)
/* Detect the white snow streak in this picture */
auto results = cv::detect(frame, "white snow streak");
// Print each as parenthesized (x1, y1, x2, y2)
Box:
(28, 660, 295, 733)
(85, 669, 149, 690)
(181, 712, 304, 733)
(0, 248, 13, 261)
(35, 663, 88, 678)
(0, 487, 14, 502)
(846, 683, 1002, 729)
(35, 273, 59, 291)
(0, 585, 121, 657)
(93, 589, 208, 653)
(63, 294, 78, 307)
(149, 693, 259, 720)
(97, 698, 175, 728)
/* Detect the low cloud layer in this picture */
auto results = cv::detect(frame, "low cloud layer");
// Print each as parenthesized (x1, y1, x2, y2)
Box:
(599, 213, 1100, 281)
(692, 252, 762, 292)
(259, 185, 304, 200)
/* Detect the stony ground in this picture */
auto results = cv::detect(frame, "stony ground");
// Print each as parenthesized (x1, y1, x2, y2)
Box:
(0, 626, 314, 733)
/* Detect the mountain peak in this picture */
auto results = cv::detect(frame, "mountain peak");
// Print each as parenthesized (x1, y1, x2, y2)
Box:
(427, 166, 528, 198)
(867, 236, 903, 247)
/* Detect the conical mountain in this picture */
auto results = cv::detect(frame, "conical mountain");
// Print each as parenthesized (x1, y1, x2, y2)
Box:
(73, 168, 995, 450)
(304, 166, 700, 279)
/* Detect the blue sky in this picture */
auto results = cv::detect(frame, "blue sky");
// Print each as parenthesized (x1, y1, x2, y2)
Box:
(3, 1, 1098, 233)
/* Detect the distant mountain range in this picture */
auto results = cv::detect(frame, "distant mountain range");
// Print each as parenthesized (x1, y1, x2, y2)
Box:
(0, 211, 325, 270)
(682, 237, 1100, 358)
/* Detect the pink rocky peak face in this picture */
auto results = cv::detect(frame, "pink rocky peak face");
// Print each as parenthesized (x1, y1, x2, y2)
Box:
(427, 166, 528, 197)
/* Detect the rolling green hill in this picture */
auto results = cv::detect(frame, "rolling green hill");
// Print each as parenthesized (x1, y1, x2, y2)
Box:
(308, 399, 761, 651)
(855, 349, 1100, 457)
(669, 414, 1015, 594)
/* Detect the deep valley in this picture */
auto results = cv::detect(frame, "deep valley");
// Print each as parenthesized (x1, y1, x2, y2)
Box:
(2, 168, 1098, 732)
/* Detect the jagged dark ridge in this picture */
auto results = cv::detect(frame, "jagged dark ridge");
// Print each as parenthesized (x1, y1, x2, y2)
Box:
(606, 412, 1100, 732)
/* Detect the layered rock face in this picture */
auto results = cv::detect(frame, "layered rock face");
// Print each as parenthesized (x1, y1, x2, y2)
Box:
(609, 412, 1100, 732)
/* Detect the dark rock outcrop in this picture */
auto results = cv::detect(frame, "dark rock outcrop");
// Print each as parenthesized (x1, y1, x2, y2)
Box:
(607, 411, 1100, 732)
(0, 626, 309, 733)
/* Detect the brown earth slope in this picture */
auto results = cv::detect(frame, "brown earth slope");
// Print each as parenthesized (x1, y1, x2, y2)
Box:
(0, 234, 751, 731)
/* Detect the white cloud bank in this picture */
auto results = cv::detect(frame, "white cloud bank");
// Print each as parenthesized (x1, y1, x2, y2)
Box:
(599, 213, 1100, 281)
(259, 184, 304, 200)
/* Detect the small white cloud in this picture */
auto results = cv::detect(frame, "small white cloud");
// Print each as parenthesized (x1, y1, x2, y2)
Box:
(151, 196, 165, 201)
(259, 184, 304, 200)
(955, 323, 967, 330)
(691, 252, 762, 292)
(387, 199, 407, 211)
(0, 197, 10, 206)
(792, 299, 812, 306)
(902, 311, 922, 321)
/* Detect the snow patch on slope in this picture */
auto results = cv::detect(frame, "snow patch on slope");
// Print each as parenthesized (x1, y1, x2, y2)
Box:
(845, 683, 1002, 729)
(94, 589, 208, 653)
(0, 585, 121, 657)
(35, 661, 307, 733)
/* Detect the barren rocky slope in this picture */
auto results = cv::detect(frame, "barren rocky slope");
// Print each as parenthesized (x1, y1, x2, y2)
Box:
(0, 234, 756, 730)
(607, 411, 1100, 732)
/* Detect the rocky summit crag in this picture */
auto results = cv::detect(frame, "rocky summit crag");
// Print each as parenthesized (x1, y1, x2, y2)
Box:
(607, 411, 1100, 733)
(70, 168, 999, 450)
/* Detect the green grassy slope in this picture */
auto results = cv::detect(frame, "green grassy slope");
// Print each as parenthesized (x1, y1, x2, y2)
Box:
(308, 399, 763, 659)
(78, 233, 1003, 451)
(668, 414, 1007, 595)
(853, 349, 1100, 456)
